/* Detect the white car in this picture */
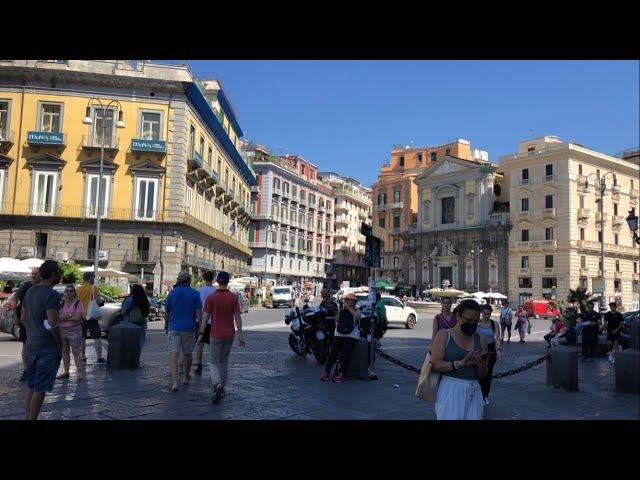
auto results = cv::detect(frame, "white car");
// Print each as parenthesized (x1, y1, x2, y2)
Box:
(355, 294, 418, 329)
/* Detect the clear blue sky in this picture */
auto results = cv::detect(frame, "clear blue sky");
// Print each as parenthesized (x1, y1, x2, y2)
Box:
(161, 60, 639, 187)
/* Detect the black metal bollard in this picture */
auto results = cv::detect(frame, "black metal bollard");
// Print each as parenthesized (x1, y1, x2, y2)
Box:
(107, 321, 141, 370)
(615, 349, 640, 394)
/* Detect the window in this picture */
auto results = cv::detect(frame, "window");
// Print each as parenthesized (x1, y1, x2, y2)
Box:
(393, 256, 399, 268)
(465, 264, 473, 285)
(393, 190, 401, 203)
(579, 195, 584, 208)
(185, 185, 193, 214)
(545, 164, 553, 177)
(598, 231, 603, 243)
(205, 198, 211, 224)
(85, 174, 110, 218)
(614, 279, 621, 291)
(634, 262, 637, 274)
(135, 177, 159, 220)
(301, 165, 306, 175)
(441, 197, 455, 224)
(445, 148, 451, 155)
(430, 151, 437, 162)
(521, 198, 529, 212)
(0, 100, 9, 138)
(615, 234, 619, 245)
(270, 256, 274, 267)
(580, 277, 588, 289)
(300, 189, 305, 201)
(32, 171, 57, 215)
(136, 236, 150, 262)
(616, 260, 620, 272)
(417, 153, 423, 163)
(393, 214, 400, 228)
(283, 181, 289, 195)
(521, 169, 529, 181)
(140, 111, 161, 140)
(613, 175, 617, 186)
(527, 145, 535, 152)
(545, 228, 554, 240)
(466, 197, 474, 216)
(521, 256, 529, 269)
(92, 107, 114, 146)
(545, 255, 554, 268)
(379, 216, 385, 228)
(207, 146, 213, 167)
(542, 277, 557, 289)
(292, 185, 297, 198)
(380, 257, 385, 268)
(581, 256, 586, 269)
(489, 264, 498, 284)
(199, 137, 205, 158)
(35, 232, 48, 258)
(0, 169, 5, 204)
(399, 156, 404, 167)
(545, 195, 554, 209)
(39, 103, 62, 133)
(196, 192, 204, 220)
(614, 203, 618, 216)
(519, 277, 532, 288)
(521, 229, 529, 241)
(580, 228, 585, 240)
(578, 164, 583, 176)
(273, 177, 280, 190)
(87, 234, 97, 260)
(189, 125, 195, 157)
(393, 239, 400, 251)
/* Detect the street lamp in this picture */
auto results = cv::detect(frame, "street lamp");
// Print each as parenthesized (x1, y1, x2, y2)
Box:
(626, 208, 640, 245)
(583, 171, 615, 311)
(471, 245, 483, 293)
(82, 98, 125, 282)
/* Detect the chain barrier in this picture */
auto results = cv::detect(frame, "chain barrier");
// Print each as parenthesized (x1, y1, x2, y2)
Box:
(374, 347, 547, 379)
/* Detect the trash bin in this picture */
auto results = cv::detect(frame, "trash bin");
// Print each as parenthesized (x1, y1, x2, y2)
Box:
(107, 321, 141, 370)
(551, 345, 579, 391)
(346, 338, 370, 379)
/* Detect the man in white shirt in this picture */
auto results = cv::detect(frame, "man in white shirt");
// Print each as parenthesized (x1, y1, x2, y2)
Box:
(194, 271, 216, 376)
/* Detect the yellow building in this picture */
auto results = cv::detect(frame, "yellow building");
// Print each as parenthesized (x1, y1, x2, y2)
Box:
(501, 136, 640, 310)
(0, 60, 255, 292)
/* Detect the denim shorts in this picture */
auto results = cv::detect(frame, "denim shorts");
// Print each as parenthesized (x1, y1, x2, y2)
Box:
(168, 330, 196, 354)
(27, 346, 62, 393)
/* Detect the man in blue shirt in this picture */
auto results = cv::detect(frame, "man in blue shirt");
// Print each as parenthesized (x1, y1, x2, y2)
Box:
(164, 270, 202, 391)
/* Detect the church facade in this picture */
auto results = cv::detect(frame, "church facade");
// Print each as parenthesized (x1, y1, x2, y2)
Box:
(402, 156, 512, 296)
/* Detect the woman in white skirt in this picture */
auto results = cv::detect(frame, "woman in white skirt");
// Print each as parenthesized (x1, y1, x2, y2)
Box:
(430, 299, 489, 420)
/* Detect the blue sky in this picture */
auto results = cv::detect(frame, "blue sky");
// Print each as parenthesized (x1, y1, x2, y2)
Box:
(162, 60, 639, 187)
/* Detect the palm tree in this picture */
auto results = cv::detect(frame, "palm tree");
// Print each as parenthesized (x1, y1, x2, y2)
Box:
(566, 287, 595, 314)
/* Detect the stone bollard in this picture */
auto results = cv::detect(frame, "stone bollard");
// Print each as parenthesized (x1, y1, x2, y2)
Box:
(346, 338, 370, 379)
(107, 321, 141, 370)
(545, 349, 554, 386)
(551, 346, 579, 391)
(614, 349, 640, 394)
(630, 324, 640, 351)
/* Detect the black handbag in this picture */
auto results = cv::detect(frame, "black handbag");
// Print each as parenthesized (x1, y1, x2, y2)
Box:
(336, 309, 355, 334)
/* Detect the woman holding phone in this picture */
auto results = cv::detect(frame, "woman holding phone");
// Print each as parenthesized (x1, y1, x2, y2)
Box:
(430, 299, 488, 420)
(477, 305, 501, 405)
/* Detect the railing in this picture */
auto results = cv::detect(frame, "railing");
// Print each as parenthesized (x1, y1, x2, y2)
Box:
(595, 212, 607, 223)
(489, 212, 510, 225)
(631, 188, 639, 200)
(519, 268, 530, 275)
(612, 215, 624, 225)
(544, 175, 555, 183)
(182, 214, 252, 256)
(519, 178, 530, 186)
(576, 240, 638, 255)
(518, 211, 531, 219)
(335, 216, 349, 224)
(136, 251, 151, 262)
(0, 130, 15, 145)
(377, 203, 389, 211)
(542, 208, 556, 218)
(577, 208, 590, 219)
(389, 227, 401, 234)
(540, 240, 557, 249)
(515, 241, 540, 250)
(0, 203, 164, 221)
(82, 134, 120, 150)
(390, 202, 403, 209)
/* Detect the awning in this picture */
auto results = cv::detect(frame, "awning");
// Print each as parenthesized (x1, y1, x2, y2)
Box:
(375, 280, 393, 290)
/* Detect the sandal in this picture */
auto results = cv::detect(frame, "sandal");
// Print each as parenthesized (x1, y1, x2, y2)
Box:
(56, 372, 70, 379)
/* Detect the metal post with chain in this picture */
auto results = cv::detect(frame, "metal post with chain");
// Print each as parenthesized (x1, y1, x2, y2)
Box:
(374, 347, 547, 379)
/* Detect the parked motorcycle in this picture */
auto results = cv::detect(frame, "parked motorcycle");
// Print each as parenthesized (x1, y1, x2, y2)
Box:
(149, 298, 165, 322)
(285, 306, 334, 364)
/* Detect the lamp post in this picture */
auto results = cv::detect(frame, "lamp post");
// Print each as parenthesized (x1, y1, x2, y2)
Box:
(583, 171, 615, 312)
(82, 99, 125, 282)
(626, 208, 640, 245)
(471, 244, 483, 293)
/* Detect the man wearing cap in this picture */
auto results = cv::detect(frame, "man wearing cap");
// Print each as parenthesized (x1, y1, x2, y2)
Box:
(200, 271, 245, 405)
(164, 269, 202, 391)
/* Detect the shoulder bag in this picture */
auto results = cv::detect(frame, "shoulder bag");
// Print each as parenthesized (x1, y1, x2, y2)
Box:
(87, 286, 102, 321)
(416, 330, 450, 402)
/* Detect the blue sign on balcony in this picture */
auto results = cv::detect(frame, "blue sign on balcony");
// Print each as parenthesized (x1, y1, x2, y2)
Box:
(131, 139, 167, 153)
(27, 131, 65, 145)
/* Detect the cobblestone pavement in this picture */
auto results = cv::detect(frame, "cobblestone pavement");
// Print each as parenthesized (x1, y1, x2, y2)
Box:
(0, 310, 637, 420)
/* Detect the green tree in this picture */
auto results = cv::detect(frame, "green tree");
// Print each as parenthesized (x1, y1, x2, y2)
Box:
(61, 262, 82, 285)
(566, 287, 595, 313)
(99, 284, 124, 299)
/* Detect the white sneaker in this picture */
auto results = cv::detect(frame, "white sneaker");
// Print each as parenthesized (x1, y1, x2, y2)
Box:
(608, 353, 613, 363)
(483, 398, 490, 406)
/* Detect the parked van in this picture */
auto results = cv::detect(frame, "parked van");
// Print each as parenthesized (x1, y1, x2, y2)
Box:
(272, 285, 294, 308)
(333, 287, 366, 302)
(523, 299, 560, 319)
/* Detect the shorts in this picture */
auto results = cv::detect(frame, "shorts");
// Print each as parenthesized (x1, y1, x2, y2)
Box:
(27, 346, 62, 393)
(61, 325, 84, 349)
(83, 318, 101, 339)
(168, 330, 196, 354)
(19, 324, 27, 343)
(197, 324, 211, 345)
(607, 330, 621, 342)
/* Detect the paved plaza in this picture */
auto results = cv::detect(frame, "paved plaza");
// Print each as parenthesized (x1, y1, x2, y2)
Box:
(0, 307, 638, 420)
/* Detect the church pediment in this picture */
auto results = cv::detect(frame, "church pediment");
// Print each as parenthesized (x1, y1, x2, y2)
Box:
(415, 156, 486, 183)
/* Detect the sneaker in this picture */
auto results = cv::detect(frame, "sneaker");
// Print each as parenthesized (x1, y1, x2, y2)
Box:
(212, 384, 223, 405)
(97, 358, 106, 364)
(332, 373, 345, 383)
(320, 371, 330, 382)
(483, 398, 490, 406)
(194, 365, 202, 376)
(19, 371, 27, 381)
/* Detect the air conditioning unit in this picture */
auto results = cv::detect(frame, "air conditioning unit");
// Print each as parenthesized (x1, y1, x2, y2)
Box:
(55, 251, 69, 262)
(20, 247, 34, 257)
(98, 250, 109, 260)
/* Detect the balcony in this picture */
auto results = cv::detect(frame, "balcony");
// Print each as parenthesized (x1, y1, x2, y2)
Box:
(543, 268, 555, 274)
(519, 268, 530, 275)
(187, 150, 203, 170)
(272, 186, 281, 196)
(358, 210, 367, 220)
(540, 239, 557, 250)
(376, 204, 389, 211)
(130, 138, 167, 154)
(82, 134, 120, 151)
(544, 175, 555, 183)
(519, 178, 530, 186)
(27, 131, 66, 146)
(595, 212, 607, 223)
(612, 215, 624, 227)
(0, 202, 164, 222)
(518, 211, 531, 220)
(577, 208, 590, 220)
(611, 185, 621, 193)
(390, 201, 403, 209)
(335, 216, 349, 226)
(634, 273, 639, 281)
(389, 227, 401, 234)
(515, 241, 541, 251)
(580, 268, 589, 276)
(335, 202, 349, 212)
(631, 188, 639, 203)
(576, 240, 638, 256)
(541, 208, 556, 219)
(0, 130, 15, 149)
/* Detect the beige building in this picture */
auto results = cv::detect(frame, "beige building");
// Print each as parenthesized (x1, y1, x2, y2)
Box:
(319, 172, 372, 289)
(500, 136, 640, 310)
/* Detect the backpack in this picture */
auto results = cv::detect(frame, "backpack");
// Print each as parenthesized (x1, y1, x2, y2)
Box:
(128, 305, 145, 325)
(336, 308, 355, 335)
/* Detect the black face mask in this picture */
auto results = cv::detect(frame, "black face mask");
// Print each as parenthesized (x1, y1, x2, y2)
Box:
(460, 322, 478, 336)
